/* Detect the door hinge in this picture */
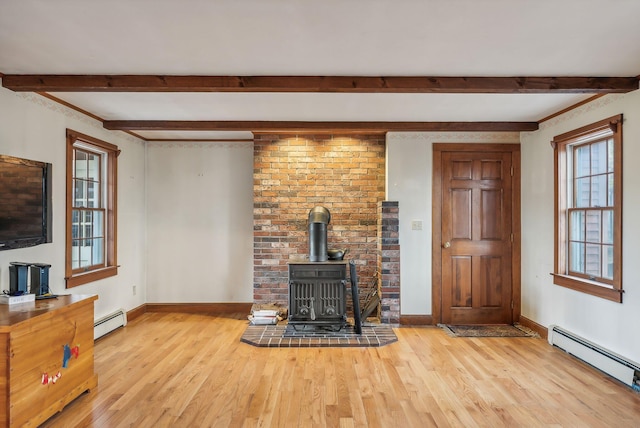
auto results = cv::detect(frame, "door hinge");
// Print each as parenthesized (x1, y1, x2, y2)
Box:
(511, 301, 514, 310)
(510, 233, 514, 242)
(510, 165, 514, 176)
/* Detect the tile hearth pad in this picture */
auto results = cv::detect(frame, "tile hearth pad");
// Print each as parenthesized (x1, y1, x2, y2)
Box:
(240, 323, 397, 348)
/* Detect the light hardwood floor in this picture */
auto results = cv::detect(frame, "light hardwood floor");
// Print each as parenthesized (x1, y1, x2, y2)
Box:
(41, 312, 640, 427)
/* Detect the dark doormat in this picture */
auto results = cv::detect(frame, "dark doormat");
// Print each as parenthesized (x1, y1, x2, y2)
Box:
(241, 323, 397, 348)
(439, 324, 539, 338)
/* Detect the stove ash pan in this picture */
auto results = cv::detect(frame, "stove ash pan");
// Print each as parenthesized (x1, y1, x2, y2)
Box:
(288, 262, 347, 329)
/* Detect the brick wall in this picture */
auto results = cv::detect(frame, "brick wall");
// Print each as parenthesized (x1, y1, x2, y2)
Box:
(379, 201, 400, 323)
(253, 133, 386, 307)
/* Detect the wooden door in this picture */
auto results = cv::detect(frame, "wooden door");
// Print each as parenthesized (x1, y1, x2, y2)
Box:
(433, 144, 520, 325)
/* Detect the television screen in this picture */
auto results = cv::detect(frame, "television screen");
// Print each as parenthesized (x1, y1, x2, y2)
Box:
(0, 154, 52, 250)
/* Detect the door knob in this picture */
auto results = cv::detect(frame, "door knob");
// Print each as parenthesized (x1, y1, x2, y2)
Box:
(443, 241, 451, 249)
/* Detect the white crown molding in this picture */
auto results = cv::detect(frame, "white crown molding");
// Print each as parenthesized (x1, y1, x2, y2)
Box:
(521, 94, 625, 143)
(538, 94, 623, 130)
(14, 91, 145, 147)
(146, 141, 253, 150)
(387, 131, 520, 143)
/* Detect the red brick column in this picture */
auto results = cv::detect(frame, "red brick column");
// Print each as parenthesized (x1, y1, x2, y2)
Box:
(253, 134, 385, 306)
(378, 201, 400, 324)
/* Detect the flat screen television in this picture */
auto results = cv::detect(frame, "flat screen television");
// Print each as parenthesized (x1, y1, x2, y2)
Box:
(0, 154, 52, 250)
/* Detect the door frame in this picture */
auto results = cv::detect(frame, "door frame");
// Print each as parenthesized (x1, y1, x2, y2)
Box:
(432, 143, 521, 325)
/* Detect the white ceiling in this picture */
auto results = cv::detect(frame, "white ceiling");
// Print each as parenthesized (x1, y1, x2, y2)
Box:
(1, 0, 639, 140)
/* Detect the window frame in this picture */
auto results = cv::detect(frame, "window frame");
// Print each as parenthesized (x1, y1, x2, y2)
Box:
(65, 129, 119, 288)
(551, 114, 623, 303)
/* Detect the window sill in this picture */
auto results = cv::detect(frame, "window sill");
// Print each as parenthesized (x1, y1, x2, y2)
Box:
(551, 273, 622, 303)
(66, 266, 118, 288)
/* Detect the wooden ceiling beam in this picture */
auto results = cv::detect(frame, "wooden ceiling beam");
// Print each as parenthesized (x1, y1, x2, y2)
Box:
(103, 120, 538, 132)
(3, 75, 638, 94)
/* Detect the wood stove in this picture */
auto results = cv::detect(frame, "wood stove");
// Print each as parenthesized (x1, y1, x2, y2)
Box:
(288, 260, 347, 330)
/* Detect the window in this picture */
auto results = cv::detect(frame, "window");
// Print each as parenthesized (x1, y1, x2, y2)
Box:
(552, 115, 623, 302)
(66, 129, 119, 288)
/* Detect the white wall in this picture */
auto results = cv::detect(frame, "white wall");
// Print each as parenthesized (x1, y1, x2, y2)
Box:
(145, 142, 254, 303)
(0, 84, 147, 320)
(521, 90, 640, 362)
(386, 132, 520, 315)
(0, 84, 256, 316)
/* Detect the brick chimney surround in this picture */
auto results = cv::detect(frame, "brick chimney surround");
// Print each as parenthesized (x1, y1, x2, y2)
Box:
(253, 133, 400, 323)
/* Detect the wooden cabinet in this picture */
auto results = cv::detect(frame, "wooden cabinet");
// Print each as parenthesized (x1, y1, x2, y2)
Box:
(0, 295, 98, 427)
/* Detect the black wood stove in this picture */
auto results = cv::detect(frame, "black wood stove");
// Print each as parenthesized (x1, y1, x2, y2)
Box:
(287, 206, 360, 332)
(288, 260, 348, 330)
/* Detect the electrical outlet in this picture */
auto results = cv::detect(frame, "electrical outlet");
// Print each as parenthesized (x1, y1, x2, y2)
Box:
(411, 220, 423, 231)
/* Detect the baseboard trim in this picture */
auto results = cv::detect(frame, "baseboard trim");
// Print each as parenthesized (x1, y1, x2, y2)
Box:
(399, 315, 434, 326)
(126, 302, 253, 321)
(127, 304, 147, 322)
(145, 302, 253, 314)
(518, 315, 548, 339)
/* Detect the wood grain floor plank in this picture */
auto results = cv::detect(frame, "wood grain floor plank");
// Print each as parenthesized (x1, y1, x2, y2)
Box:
(40, 314, 640, 427)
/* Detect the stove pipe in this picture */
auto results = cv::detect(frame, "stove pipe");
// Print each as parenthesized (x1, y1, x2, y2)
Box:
(308, 206, 330, 262)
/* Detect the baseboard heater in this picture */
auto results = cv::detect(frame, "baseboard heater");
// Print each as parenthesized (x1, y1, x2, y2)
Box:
(94, 308, 127, 340)
(548, 325, 640, 391)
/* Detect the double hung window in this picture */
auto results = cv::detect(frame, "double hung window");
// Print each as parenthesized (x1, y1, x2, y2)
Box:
(65, 130, 118, 288)
(552, 115, 623, 302)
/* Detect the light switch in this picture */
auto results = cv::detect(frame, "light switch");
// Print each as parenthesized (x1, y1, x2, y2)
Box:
(411, 220, 423, 231)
